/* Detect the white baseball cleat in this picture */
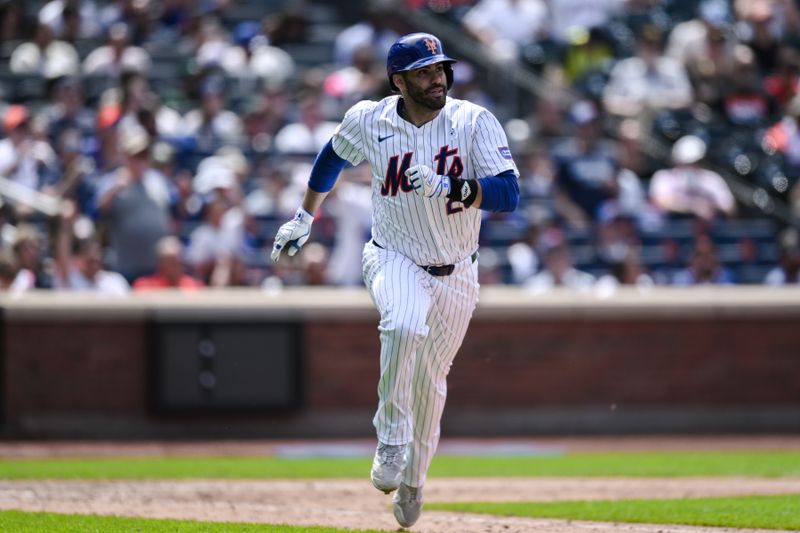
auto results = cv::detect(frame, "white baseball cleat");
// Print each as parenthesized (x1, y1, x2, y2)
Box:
(393, 482, 423, 527)
(370, 442, 406, 493)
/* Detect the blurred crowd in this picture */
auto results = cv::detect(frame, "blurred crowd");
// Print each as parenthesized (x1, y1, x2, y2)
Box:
(0, 0, 798, 296)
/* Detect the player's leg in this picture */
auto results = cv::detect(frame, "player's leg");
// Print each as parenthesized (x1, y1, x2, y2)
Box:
(362, 242, 433, 491)
(394, 257, 478, 526)
(403, 258, 478, 487)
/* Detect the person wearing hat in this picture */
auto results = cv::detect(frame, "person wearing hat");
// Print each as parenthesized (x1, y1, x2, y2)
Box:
(648, 135, 737, 221)
(94, 125, 174, 282)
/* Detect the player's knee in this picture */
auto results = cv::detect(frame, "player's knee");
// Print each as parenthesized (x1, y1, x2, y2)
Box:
(380, 318, 428, 344)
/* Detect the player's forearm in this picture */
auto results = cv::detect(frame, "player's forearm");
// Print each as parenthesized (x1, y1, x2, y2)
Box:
(301, 187, 329, 216)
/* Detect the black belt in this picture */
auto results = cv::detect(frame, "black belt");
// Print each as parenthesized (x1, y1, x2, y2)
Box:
(371, 240, 476, 277)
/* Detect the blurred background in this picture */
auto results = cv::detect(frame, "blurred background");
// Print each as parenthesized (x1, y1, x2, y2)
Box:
(0, 0, 799, 440)
(0, 0, 798, 293)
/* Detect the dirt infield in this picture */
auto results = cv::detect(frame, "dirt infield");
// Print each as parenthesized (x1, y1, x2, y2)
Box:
(1, 477, 799, 532)
(0, 437, 799, 532)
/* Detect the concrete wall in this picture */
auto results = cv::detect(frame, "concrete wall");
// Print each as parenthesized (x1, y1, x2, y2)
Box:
(2, 287, 799, 438)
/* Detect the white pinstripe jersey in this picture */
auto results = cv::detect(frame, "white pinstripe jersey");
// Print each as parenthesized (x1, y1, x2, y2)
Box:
(331, 95, 519, 266)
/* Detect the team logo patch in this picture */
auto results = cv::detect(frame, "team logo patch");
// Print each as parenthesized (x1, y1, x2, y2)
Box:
(498, 146, 513, 160)
(424, 38, 438, 54)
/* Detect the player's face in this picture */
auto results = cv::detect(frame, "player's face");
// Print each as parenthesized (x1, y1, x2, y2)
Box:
(401, 63, 447, 111)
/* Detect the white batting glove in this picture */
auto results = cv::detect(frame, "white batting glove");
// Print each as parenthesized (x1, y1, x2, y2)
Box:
(270, 207, 314, 263)
(406, 164, 452, 199)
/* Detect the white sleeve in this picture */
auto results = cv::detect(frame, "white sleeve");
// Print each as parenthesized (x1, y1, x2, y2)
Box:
(469, 110, 519, 179)
(331, 100, 373, 166)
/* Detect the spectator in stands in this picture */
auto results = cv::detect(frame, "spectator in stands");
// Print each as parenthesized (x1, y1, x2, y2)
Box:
(324, 163, 373, 286)
(603, 23, 693, 119)
(132, 235, 204, 290)
(551, 100, 634, 227)
(323, 44, 385, 109)
(649, 135, 737, 221)
(264, 7, 310, 47)
(296, 241, 329, 286)
(524, 241, 596, 291)
(227, 21, 296, 91)
(447, 62, 495, 110)
(559, 26, 615, 85)
(666, 0, 734, 65)
(672, 233, 735, 285)
(48, 128, 97, 214)
(666, 0, 738, 108)
(273, 92, 338, 155)
(185, 165, 244, 284)
(0, 105, 59, 221)
(10, 224, 52, 289)
(10, 21, 80, 78)
(149, 0, 192, 42)
(0, 0, 35, 43)
(0, 249, 20, 292)
(765, 228, 800, 285)
(548, 0, 626, 44)
(462, 0, 548, 61)
(38, 0, 101, 41)
(240, 88, 291, 153)
(763, 45, 800, 108)
(722, 45, 770, 128)
(94, 99, 124, 174)
(94, 126, 173, 282)
(183, 76, 244, 151)
(517, 147, 561, 226)
(117, 71, 183, 140)
(597, 250, 654, 288)
(734, 0, 800, 75)
(333, 1, 399, 67)
(83, 22, 151, 77)
(763, 93, 800, 175)
(41, 76, 95, 144)
(243, 163, 291, 219)
(53, 200, 129, 295)
(97, 0, 152, 45)
(596, 207, 642, 266)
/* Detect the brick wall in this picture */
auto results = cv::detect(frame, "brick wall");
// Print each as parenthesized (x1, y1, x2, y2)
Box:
(2, 289, 799, 437)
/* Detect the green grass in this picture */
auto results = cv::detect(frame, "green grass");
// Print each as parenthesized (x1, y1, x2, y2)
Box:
(429, 494, 800, 530)
(0, 510, 385, 533)
(0, 451, 799, 480)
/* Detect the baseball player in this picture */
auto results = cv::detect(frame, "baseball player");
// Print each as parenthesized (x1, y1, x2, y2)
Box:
(271, 32, 519, 528)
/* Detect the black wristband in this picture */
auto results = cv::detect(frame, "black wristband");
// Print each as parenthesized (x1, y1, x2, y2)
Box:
(446, 178, 478, 207)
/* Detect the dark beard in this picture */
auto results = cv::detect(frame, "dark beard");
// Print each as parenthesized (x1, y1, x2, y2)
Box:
(406, 80, 447, 111)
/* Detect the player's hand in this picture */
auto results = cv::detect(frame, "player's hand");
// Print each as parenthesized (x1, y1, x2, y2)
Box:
(270, 207, 314, 263)
(406, 165, 451, 199)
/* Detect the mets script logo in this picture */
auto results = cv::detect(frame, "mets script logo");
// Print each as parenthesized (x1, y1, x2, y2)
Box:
(424, 38, 438, 54)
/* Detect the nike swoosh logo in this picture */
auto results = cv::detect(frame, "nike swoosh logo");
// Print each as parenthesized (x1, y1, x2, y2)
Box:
(378, 134, 395, 143)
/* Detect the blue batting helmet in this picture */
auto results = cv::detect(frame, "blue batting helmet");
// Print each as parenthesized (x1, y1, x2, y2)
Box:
(386, 33, 456, 92)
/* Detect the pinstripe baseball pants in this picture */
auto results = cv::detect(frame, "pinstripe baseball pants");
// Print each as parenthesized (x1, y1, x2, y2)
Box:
(362, 240, 480, 488)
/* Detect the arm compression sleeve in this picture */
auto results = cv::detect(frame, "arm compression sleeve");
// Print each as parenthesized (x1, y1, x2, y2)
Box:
(477, 169, 520, 212)
(307, 140, 348, 193)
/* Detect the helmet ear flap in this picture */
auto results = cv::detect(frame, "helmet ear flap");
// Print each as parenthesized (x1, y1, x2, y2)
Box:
(444, 63, 454, 89)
